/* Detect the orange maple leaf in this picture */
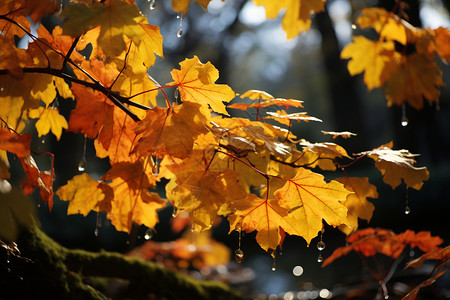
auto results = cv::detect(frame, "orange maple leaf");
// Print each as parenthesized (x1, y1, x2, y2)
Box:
(0, 128, 31, 158)
(132, 102, 209, 159)
(171, 0, 212, 16)
(167, 56, 235, 116)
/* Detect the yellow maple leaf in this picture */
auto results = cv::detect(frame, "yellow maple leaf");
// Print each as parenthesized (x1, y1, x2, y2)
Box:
(335, 177, 378, 235)
(296, 140, 350, 171)
(359, 142, 430, 190)
(274, 168, 351, 245)
(254, 0, 326, 39)
(171, 0, 212, 15)
(356, 8, 407, 44)
(61, 0, 148, 57)
(28, 107, 68, 140)
(433, 27, 450, 63)
(228, 193, 291, 253)
(341, 36, 399, 90)
(56, 173, 113, 216)
(167, 56, 235, 116)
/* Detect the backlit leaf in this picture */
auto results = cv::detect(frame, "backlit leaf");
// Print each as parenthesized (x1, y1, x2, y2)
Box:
(28, 107, 68, 140)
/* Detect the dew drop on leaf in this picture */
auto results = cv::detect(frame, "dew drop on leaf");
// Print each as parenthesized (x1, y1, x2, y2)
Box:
(317, 254, 323, 263)
(317, 241, 326, 251)
(404, 206, 411, 215)
(144, 228, 153, 240)
(235, 249, 244, 263)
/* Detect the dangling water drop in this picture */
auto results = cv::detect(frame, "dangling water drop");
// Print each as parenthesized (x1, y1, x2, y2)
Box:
(174, 87, 179, 102)
(78, 157, 87, 172)
(317, 254, 323, 263)
(384, 293, 389, 299)
(172, 206, 178, 217)
(94, 227, 99, 237)
(235, 249, 244, 263)
(404, 206, 411, 215)
(271, 260, 277, 271)
(351, 24, 357, 30)
(317, 241, 326, 251)
(144, 228, 154, 240)
(148, 0, 156, 10)
(177, 14, 183, 38)
(401, 103, 408, 127)
(94, 212, 101, 237)
(78, 136, 87, 172)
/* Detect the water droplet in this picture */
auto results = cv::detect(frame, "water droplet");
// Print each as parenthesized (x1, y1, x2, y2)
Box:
(409, 249, 415, 257)
(317, 254, 323, 263)
(144, 228, 153, 240)
(384, 293, 389, 299)
(401, 103, 408, 126)
(235, 249, 244, 263)
(78, 157, 87, 172)
(149, 0, 156, 10)
(94, 227, 99, 237)
(177, 14, 183, 38)
(41, 138, 45, 144)
(174, 87, 179, 101)
(0, 87, 4, 92)
(351, 24, 357, 29)
(404, 206, 411, 215)
(401, 116, 408, 127)
(271, 260, 277, 271)
(436, 104, 441, 111)
(317, 241, 326, 251)
(172, 206, 178, 217)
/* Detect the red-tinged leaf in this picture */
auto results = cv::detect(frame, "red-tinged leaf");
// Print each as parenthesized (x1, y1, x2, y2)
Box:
(0, 128, 31, 157)
(19, 155, 54, 209)
(322, 228, 443, 267)
(228, 98, 304, 111)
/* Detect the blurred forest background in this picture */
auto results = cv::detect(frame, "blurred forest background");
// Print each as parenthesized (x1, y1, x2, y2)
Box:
(11, 0, 450, 298)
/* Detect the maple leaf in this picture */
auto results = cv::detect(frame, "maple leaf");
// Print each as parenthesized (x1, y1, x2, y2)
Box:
(21, 0, 58, 23)
(102, 159, 165, 232)
(0, 36, 25, 79)
(433, 27, 450, 63)
(171, 0, 212, 16)
(56, 173, 113, 216)
(28, 107, 68, 140)
(0, 1, 31, 41)
(0, 128, 31, 158)
(228, 193, 291, 253)
(322, 228, 443, 267)
(264, 111, 322, 126)
(341, 36, 398, 90)
(240, 89, 274, 101)
(274, 168, 351, 245)
(167, 167, 246, 231)
(19, 154, 54, 209)
(132, 102, 209, 159)
(61, 0, 148, 57)
(321, 131, 357, 139)
(295, 140, 351, 171)
(359, 142, 430, 190)
(254, 0, 326, 39)
(335, 177, 377, 235)
(356, 8, 407, 44)
(384, 53, 443, 109)
(167, 56, 235, 116)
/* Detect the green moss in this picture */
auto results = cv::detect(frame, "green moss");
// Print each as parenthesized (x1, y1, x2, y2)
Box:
(1, 225, 244, 300)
